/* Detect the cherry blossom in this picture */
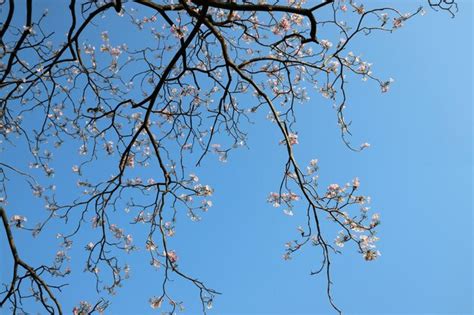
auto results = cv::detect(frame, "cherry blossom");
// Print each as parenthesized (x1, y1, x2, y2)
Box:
(149, 296, 162, 309)
(10, 215, 27, 228)
(166, 250, 178, 264)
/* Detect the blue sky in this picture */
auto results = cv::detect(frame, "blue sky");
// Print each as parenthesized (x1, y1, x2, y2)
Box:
(1, 1, 472, 314)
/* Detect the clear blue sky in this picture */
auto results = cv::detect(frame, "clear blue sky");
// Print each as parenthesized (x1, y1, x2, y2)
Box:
(1, 1, 472, 314)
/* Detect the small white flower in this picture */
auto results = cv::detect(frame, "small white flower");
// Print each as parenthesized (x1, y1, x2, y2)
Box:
(320, 39, 333, 49)
(149, 297, 162, 309)
(10, 215, 27, 228)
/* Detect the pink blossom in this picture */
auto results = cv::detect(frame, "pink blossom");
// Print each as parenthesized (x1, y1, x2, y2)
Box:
(110, 47, 122, 57)
(125, 154, 135, 168)
(10, 215, 27, 228)
(279, 18, 291, 32)
(320, 39, 333, 49)
(149, 297, 162, 309)
(171, 24, 187, 39)
(352, 177, 360, 189)
(393, 18, 403, 28)
(166, 250, 178, 263)
(363, 250, 380, 261)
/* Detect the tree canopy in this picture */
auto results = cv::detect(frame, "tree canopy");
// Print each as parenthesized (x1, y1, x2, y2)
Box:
(0, 0, 459, 314)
